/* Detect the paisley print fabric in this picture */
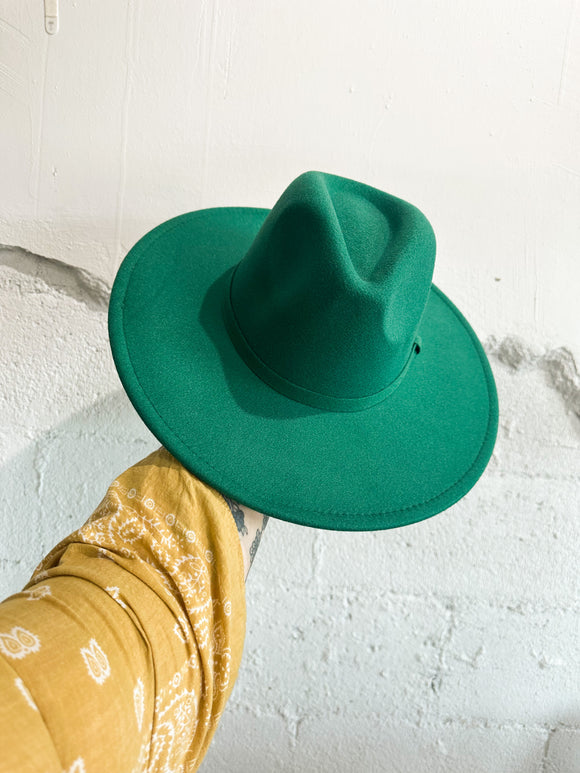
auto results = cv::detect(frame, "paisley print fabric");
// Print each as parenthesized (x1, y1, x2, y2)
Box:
(0, 446, 246, 772)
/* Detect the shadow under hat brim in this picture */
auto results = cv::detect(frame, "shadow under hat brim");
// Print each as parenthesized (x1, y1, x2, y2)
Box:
(108, 207, 499, 532)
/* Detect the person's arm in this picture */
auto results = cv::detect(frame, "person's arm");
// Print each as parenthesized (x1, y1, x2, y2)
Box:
(0, 446, 247, 772)
(222, 495, 269, 580)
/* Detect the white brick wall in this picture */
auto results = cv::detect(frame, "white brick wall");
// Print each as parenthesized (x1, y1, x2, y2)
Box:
(1, 247, 578, 771)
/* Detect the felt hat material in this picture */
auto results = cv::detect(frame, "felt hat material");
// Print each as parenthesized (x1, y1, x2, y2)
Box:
(108, 171, 498, 531)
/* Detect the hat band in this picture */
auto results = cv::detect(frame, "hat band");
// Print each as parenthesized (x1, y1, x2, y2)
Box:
(222, 268, 421, 413)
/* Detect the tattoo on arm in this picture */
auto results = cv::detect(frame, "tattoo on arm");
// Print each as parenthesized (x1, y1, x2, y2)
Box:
(249, 516, 269, 566)
(223, 495, 269, 576)
(223, 495, 248, 536)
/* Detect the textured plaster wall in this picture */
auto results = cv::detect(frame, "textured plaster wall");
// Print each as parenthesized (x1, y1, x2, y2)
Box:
(1, 1, 579, 771)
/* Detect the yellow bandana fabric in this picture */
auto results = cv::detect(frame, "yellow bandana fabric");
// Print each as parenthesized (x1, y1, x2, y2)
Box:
(0, 446, 246, 772)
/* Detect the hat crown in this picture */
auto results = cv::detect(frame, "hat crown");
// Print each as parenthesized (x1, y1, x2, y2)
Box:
(223, 171, 436, 411)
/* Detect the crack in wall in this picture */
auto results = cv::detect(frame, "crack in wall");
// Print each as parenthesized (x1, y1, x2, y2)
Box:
(0, 244, 111, 312)
(486, 335, 580, 418)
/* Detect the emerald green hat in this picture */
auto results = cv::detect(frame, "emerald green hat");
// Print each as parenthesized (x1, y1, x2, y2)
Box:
(108, 171, 498, 531)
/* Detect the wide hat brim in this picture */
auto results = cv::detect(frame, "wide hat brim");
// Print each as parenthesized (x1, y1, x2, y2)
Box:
(108, 206, 498, 532)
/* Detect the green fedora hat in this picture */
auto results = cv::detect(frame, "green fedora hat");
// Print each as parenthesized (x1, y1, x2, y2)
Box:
(108, 171, 498, 531)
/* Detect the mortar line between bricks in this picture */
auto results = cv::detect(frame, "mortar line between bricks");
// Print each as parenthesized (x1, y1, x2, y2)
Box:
(486, 469, 580, 483)
(268, 583, 580, 617)
(229, 701, 580, 734)
(441, 716, 580, 734)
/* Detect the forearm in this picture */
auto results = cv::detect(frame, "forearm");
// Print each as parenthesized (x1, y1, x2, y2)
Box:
(221, 496, 269, 580)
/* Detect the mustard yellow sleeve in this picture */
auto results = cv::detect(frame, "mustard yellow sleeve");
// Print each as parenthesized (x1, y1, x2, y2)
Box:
(0, 445, 246, 773)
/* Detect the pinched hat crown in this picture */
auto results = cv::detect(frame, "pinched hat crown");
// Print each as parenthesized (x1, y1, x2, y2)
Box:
(223, 171, 436, 411)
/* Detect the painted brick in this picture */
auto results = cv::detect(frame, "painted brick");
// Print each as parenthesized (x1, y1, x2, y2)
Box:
(234, 584, 449, 727)
(295, 717, 545, 773)
(202, 709, 291, 772)
(438, 602, 580, 726)
(543, 728, 580, 773)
